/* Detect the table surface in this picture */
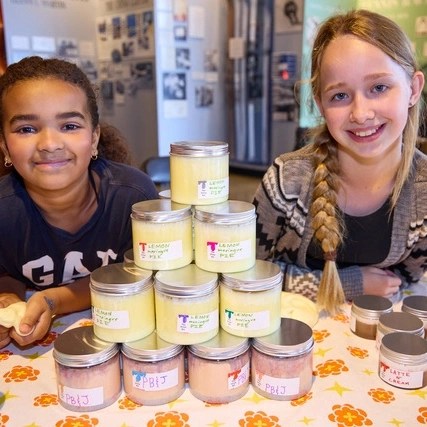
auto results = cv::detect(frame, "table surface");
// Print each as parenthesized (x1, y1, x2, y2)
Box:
(1, 283, 427, 427)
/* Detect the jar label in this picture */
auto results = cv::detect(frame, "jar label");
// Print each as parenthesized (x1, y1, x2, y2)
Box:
(206, 240, 251, 261)
(224, 309, 269, 331)
(58, 384, 104, 408)
(197, 178, 228, 199)
(228, 361, 250, 390)
(379, 360, 424, 389)
(176, 309, 218, 333)
(137, 240, 183, 261)
(253, 371, 300, 396)
(92, 307, 130, 329)
(131, 367, 179, 391)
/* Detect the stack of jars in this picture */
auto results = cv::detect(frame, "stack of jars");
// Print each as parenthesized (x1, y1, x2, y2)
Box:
(53, 141, 314, 412)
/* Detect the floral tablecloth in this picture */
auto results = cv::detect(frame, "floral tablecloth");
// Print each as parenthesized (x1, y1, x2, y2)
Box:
(1, 283, 427, 427)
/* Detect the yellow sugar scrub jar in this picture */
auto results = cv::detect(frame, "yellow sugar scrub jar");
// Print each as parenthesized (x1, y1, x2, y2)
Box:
(90, 263, 155, 343)
(194, 200, 256, 273)
(187, 328, 250, 403)
(170, 141, 229, 205)
(154, 264, 219, 344)
(53, 326, 121, 412)
(251, 318, 314, 401)
(220, 259, 282, 337)
(131, 199, 192, 270)
(121, 331, 185, 405)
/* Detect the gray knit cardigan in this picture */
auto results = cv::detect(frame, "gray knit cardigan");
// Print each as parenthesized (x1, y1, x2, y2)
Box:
(253, 144, 427, 301)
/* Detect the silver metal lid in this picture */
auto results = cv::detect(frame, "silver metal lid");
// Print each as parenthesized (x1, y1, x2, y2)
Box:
(378, 311, 424, 334)
(220, 259, 283, 291)
(381, 332, 427, 364)
(121, 330, 183, 361)
(170, 141, 229, 157)
(131, 199, 191, 222)
(194, 200, 255, 225)
(252, 318, 314, 357)
(188, 328, 250, 360)
(155, 264, 218, 297)
(351, 295, 393, 319)
(53, 326, 119, 367)
(402, 295, 427, 318)
(90, 262, 153, 295)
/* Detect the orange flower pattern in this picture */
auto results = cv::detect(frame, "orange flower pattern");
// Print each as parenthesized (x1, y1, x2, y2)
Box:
(117, 396, 141, 410)
(328, 403, 373, 427)
(315, 359, 349, 378)
(291, 391, 313, 406)
(55, 415, 99, 427)
(0, 350, 13, 362)
(347, 346, 369, 359)
(36, 331, 58, 347)
(238, 411, 280, 427)
(147, 411, 190, 427)
(0, 414, 9, 427)
(34, 393, 59, 407)
(3, 365, 40, 382)
(367, 388, 395, 404)
(313, 329, 330, 343)
(332, 313, 349, 323)
(417, 407, 427, 424)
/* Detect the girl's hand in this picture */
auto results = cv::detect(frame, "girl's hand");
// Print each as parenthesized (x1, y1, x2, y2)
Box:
(361, 266, 401, 299)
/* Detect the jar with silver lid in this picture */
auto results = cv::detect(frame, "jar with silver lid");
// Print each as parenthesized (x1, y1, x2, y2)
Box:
(194, 200, 256, 273)
(376, 311, 425, 349)
(402, 295, 427, 337)
(187, 328, 250, 403)
(154, 264, 219, 344)
(90, 262, 155, 342)
(350, 295, 393, 340)
(53, 326, 121, 411)
(131, 199, 193, 271)
(251, 318, 314, 401)
(220, 259, 282, 337)
(379, 331, 427, 389)
(170, 141, 229, 205)
(121, 331, 185, 405)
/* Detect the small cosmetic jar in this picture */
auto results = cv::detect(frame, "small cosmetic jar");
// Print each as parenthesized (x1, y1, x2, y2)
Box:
(154, 264, 219, 344)
(131, 199, 193, 271)
(90, 263, 155, 343)
(379, 331, 427, 389)
(121, 331, 185, 405)
(53, 326, 121, 412)
(170, 141, 229, 205)
(187, 328, 250, 403)
(219, 259, 282, 337)
(350, 295, 393, 340)
(376, 311, 425, 349)
(402, 295, 427, 337)
(251, 318, 314, 401)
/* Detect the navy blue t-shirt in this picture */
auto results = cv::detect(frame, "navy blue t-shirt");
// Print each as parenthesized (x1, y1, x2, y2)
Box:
(0, 158, 158, 290)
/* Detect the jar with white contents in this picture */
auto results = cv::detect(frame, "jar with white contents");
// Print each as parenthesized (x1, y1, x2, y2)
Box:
(220, 259, 282, 337)
(121, 331, 185, 405)
(194, 200, 256, 273)
(154, 264, 219, 344)
(53, 326, 121, 412)
(131, 199, 193, 271)
(187, 328, 250, 403)
(90, 263, 155, 343)
(170, 141, 229, 205)
(251, 318, 314, 401)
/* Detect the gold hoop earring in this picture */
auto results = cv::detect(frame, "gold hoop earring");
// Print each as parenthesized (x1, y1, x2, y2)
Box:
(4, 158, 12, 168)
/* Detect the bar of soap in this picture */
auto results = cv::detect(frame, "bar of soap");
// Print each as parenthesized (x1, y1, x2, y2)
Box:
(0, 301, 33, 336)
(280, 292, 319, 327)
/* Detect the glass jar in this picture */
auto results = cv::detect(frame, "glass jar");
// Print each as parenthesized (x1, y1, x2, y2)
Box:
(251, 318, 314, 401)
(379, 332, 427, 389)
(194, 200, 256, 273)
(402, 295, 427, 337)
(220, 260, 282, 337)
(90, 263, 155, 342)
(376, 311, 425, 349)
(350, 295, 393, 340)
(121, 331, 185, 405)
(170, 141, 229, 205)
(131, 199, 193, 271)
(53, 326, 121, 411)
(154, 264, 219, 344)
(187, 328, 250, 403)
